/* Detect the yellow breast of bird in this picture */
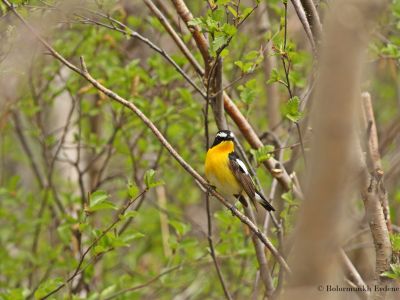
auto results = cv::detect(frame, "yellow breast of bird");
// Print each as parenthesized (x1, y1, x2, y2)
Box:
(205, 141, 242, 196)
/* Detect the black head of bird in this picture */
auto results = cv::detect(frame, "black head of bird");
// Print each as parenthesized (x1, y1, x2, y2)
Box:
(212, 130, 235, 147)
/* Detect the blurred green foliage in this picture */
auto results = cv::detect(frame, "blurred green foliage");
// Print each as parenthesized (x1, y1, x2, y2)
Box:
(0, 0, 399, 299)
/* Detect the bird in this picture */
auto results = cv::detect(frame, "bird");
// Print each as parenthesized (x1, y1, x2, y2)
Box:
(205, 130, 275, 211)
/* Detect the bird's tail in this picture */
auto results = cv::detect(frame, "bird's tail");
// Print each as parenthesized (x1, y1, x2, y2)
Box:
(255, 191, 275, 211)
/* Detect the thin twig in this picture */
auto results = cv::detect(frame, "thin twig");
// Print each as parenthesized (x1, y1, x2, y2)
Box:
(340, 249, 370, 299)
(76, 11, 207, 98)
(281, 1, 307, 168)
(104, 265, 182, 300)
(206, 193, 233, 300)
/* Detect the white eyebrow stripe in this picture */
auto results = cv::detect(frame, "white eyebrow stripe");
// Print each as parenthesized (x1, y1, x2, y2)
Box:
(236, 158, 249, 174)
(217, 132, 228, 138)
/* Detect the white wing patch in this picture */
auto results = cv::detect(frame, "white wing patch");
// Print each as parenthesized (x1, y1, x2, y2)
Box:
(236, 158, 249, 174)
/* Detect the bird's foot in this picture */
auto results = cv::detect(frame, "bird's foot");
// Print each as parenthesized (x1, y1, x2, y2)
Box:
(207, 184, 217, 193)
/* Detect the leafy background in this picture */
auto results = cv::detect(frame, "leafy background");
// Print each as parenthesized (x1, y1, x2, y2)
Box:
(0, 0, 400, 299)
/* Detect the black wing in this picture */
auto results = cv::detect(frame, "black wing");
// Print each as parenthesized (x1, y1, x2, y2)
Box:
(228, 152, 256, 204)
(228, 152, 275, 211)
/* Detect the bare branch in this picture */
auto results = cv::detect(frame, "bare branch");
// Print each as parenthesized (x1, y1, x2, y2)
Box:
(361, 92, 391, 232)
(290, 0, 317, 53)
(360, 92, 392, 297)
(299, 0, 322, 42)
(12, 111, 45, 189)
(170, 0, 210, 65)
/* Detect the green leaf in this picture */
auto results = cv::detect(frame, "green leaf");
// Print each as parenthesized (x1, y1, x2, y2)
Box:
(283, 96, 303, 122)
(390, 233, 400, 252)
(127, 181, 139, 198)
(266, 68, 281, 84)
(217, 0, 231, 5)
(34, 278, 64, 299)
(144, 169, 164, 189)
(119, 210, 138, 220)
(238, 79, 258, 104)
(188, 18, 203, 27)
(241, 7, 254, 19)
(210, 7, 225, 23)
(222, 23, 237, 36)
(381, 264, 400, 279)
(212, 35, 229, 53)
(88, 190, 116, 212)
(169, 220, 190, 237)
(227, 5, 238, 17)
(94, 245, 108, 255)
(244, 50, 259, 60)
(122, 232, 145, 243)
(281, 191, 296, 205)
(234, 60, 244, 71)
(235, 53, 258, 73)
(57, 223, 72, 245)
(220, 48, 230, 58)
(100, 285, 117, 298)
(250, 145, 274, 165)
(0, 288, 26, 300)
(381, 271, 399, 279)
(205, 16, 219, 33)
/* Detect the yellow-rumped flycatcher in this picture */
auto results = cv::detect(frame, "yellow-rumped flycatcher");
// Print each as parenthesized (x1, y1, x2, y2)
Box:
(205, 130, 274, 211)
